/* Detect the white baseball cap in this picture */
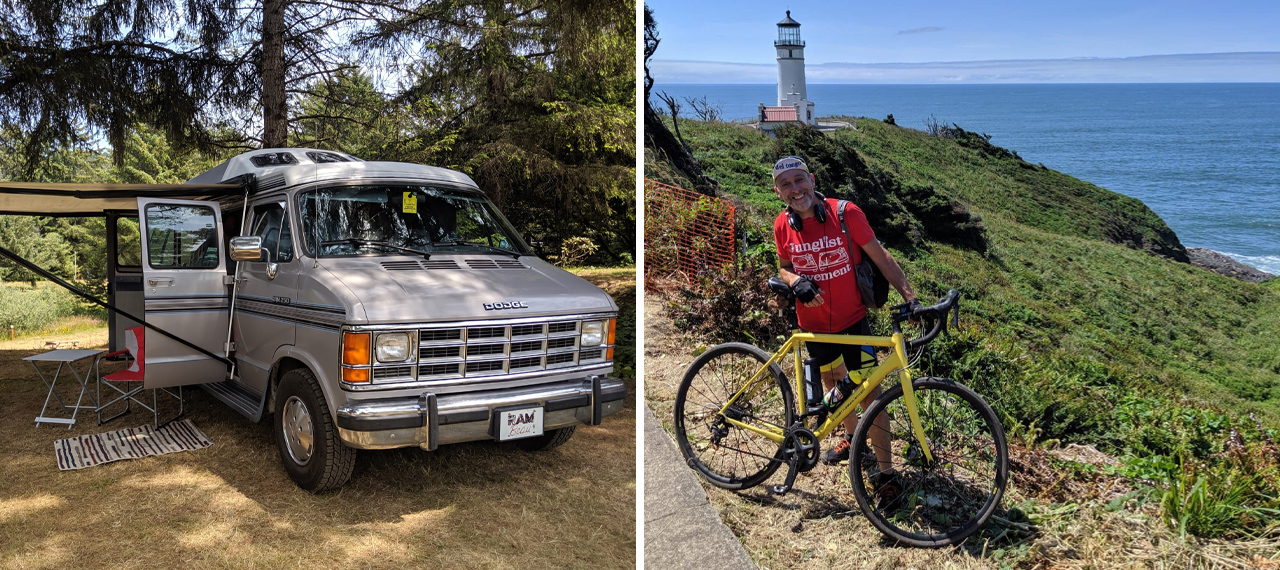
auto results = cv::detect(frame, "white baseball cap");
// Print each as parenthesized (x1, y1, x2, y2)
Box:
(772, 156, 808, 180)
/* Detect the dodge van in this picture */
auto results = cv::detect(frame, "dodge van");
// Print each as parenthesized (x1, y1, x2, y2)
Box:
(100, 148, 626, 490)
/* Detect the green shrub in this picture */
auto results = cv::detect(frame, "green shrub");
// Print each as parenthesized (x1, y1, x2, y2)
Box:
(663, 255, 789, 347)
(769, 124, 987, 254)
(0, 283, 80, 334)
(1160, 457, 1280, 539)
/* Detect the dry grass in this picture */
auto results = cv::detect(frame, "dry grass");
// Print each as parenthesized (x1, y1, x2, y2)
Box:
(642, 293, 1280, 569)
(0, 276, 637, 570)
(27, 316, 106, 338)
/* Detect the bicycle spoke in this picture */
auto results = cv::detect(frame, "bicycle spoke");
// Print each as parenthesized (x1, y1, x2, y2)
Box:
(851, 379, 1008, 546)
(675, 344, 794, 490)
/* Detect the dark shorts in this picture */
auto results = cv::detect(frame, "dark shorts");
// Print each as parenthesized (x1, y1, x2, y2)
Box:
(806, 318, 877, 376)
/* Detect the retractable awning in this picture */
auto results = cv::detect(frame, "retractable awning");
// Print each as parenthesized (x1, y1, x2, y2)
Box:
(0, 181, 246, 216)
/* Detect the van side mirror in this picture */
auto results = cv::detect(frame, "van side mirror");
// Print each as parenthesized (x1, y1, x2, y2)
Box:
(230, 236, 265, 261)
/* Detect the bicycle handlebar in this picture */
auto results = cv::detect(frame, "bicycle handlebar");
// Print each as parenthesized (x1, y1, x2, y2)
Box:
(891, 289, 960, 351)
(766, 278, 961, 351)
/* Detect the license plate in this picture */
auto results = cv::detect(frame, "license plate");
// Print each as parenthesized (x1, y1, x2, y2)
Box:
(496, 407, 543, 441)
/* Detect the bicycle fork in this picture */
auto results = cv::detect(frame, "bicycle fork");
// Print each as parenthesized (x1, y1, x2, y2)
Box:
(893, 332, 935, 465)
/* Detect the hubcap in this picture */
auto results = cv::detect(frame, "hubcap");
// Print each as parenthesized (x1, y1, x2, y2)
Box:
(282, 395, 314, 466)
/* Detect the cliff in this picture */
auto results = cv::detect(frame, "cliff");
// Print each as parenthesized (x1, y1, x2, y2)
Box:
(644, 115, 1280, 540)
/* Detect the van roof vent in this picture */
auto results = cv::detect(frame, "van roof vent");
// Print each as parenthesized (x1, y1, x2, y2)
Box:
(249, 152, 298, 167)
(257, 174, 287, 191)
(306, 151, 352, 163)
(465, 259, 526, 269)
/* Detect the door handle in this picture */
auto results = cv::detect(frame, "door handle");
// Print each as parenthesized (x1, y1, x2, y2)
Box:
(148, 278, 175, 286)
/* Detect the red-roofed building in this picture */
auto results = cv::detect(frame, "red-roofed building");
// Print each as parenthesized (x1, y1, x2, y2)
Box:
(761, 106, 798, 122)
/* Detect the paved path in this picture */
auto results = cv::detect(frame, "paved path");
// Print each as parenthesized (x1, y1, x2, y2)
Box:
(643, 405, 756, 569)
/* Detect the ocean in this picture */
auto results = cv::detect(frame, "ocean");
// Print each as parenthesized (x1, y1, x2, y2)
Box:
(651, 83, 1280, 274)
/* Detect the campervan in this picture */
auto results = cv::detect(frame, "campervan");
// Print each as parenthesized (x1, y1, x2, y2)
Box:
(2, 148, 626, 491)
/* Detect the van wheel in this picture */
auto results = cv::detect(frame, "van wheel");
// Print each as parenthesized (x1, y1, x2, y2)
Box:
(274, 368, 356, 491)
(517, 426, 576, 451)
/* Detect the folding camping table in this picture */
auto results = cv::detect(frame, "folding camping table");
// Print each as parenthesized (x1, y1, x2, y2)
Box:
(26, 349, 103, 429)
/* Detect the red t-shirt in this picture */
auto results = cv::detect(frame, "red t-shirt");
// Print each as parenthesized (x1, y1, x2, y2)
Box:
(774, 198, 877, 333)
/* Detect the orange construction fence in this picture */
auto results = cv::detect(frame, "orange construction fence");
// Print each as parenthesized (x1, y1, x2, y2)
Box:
(644, 179, 736, 291)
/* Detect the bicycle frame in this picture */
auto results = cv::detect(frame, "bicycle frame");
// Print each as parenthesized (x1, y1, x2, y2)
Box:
(716, 329, 935, 463)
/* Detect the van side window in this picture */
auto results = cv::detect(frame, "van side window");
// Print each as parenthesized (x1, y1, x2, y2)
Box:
(116, 215, 142, 267)
(145, 204, 220, 269)
(250, 203, 294, 263)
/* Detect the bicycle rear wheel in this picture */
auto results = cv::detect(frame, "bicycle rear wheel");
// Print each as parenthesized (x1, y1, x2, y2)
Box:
(674, 342, 795, 490)
(850, 377, 1008, 547)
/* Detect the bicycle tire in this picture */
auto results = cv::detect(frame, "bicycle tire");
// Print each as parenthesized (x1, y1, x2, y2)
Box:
(850, 377, 1008, 547)
(674, 342, 795, 490)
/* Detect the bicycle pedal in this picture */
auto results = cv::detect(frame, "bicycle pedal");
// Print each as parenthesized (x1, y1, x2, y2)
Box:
(771, 459, 800, 496)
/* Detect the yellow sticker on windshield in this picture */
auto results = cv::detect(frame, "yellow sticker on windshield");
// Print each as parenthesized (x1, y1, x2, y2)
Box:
(402, 192, 417, 214)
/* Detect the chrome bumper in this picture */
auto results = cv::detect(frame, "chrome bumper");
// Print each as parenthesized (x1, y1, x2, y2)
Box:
(334, 375, 626, 450)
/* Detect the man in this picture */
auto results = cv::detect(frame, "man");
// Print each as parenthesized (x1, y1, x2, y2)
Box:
(772, 156, 919, 473)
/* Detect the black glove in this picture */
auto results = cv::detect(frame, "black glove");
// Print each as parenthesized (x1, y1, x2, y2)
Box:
(907, 298, 923, 314)
(792, 276, 820, 303)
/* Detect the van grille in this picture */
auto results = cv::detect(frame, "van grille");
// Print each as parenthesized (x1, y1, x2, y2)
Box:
(407, 316, 614, 384)
(420, 346, 461, 359)
(422, 329, 461, 342)
(466, 361, 505, 374)
(548, 337, 576, 350)
(511, 340, 543, 353)
(374, 366, 414, 380)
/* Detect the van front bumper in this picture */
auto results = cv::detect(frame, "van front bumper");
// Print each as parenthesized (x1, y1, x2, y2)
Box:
(333, 375, 626, 450)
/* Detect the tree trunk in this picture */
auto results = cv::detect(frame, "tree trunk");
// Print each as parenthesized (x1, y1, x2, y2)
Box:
(644, 101, 718, 196)
(261, 0, 288, 148)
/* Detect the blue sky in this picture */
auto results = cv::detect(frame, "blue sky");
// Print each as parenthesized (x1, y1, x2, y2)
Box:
(645, 0, 1280, 83)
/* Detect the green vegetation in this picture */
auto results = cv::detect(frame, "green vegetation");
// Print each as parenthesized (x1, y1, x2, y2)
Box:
(2, 1, 635, 268)
(648, 116, 1280, 537)
(0, 282, 102, 334)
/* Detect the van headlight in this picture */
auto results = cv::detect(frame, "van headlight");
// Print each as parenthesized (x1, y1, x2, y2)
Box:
(581, 321, 605, 346)
(376, 332, 412, 362)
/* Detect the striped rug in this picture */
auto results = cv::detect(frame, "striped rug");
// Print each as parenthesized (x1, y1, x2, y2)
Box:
(54, 419, 213, 471)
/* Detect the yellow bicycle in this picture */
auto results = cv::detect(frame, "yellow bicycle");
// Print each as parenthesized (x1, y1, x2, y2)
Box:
(674, 282, 1008, 547)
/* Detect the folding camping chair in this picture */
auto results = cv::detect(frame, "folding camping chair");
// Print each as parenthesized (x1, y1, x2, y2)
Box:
(95, 327, 184, 428)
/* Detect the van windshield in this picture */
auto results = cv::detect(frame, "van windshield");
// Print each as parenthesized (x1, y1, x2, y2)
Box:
(298, 184, 530, 257)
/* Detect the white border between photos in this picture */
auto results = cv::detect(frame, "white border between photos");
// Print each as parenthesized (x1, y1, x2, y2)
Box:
(634, 0, 646, 567)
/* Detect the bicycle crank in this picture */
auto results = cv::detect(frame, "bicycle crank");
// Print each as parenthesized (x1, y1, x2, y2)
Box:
(769, 427, 820, 496)
(784, 427, 820, 473)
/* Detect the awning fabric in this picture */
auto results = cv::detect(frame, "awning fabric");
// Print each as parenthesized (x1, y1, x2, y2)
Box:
(0, 182, 245, 216)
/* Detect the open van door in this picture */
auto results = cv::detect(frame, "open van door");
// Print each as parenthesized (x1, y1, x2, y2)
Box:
(138, 198, 231, 389)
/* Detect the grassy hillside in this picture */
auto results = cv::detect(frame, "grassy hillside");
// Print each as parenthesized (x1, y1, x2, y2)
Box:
(646, 116, 1280, 538)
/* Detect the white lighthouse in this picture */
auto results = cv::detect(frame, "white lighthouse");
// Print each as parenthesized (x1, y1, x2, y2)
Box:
(759, 10, 816, 129)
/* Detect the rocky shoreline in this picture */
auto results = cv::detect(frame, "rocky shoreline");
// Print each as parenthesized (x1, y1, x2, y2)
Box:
(1186, 247, 1275, 283)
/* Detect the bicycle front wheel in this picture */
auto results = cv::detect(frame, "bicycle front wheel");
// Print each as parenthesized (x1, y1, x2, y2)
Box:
(850, 377, 1008, 547)
(674, 342, 795, 490)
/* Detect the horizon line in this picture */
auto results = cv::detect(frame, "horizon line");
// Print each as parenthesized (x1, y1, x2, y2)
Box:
(653, 81, 1280, 85)
(652, 51, 1280, 68)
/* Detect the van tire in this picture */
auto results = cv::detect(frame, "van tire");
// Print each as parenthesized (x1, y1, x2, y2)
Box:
(274, 368, 356, 491)
(516, 426, 575, 451)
